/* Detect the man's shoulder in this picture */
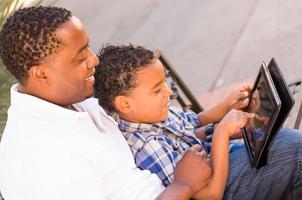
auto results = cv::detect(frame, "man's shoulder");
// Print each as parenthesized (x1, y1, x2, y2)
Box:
(75, 97, 104, 112)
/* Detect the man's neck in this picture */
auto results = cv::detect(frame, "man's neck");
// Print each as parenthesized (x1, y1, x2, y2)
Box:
(66, 104, 78, 111)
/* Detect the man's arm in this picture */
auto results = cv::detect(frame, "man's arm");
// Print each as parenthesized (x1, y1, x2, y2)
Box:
(156, 183, 192, 200)
(156, 145, 212, 200)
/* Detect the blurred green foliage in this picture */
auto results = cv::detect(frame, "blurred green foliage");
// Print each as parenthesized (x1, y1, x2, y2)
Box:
(0, 0, 56, 138)
(0, 0, 21, 138)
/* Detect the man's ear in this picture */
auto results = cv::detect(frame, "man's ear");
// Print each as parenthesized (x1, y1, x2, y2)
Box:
(114, 95, 131, 114)
(28, 65, 48, 85)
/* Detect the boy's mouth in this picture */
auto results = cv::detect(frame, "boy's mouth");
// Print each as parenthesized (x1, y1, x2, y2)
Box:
(164, 101, 170, 108)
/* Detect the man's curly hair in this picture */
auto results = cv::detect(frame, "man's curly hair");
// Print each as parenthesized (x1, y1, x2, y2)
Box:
(0, 6, 72, 82)
(94, 44, 154, 112)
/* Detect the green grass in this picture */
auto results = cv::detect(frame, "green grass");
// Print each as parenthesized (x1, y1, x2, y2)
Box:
(0, 0, 57, 139)
(0, 63, 15, 138)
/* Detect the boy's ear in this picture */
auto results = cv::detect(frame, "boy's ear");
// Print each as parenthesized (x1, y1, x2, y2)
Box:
(114, 95, 131, 114)
(28, 65, 48, 85)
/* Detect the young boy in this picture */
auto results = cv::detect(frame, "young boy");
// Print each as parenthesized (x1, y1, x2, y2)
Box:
(94, 44, 254, 199)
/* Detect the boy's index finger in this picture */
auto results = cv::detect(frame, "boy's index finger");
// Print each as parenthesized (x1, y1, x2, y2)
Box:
(245, 112, 255, 118)
(239, 83, 253, 93)
(241, 91, 249, 98)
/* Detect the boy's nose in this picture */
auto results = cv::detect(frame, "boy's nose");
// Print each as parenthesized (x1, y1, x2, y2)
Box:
(164, 82, 173, 97)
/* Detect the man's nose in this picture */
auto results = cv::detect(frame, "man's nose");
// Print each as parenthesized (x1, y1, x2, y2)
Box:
(87, 49, 99, 68)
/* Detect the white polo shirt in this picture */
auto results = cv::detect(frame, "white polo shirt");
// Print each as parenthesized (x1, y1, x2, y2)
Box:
(0, 85, 164, 200)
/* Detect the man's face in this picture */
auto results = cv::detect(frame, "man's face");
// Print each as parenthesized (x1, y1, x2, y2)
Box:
(124, 59, 173, 123)
(42, 16, 99, 107)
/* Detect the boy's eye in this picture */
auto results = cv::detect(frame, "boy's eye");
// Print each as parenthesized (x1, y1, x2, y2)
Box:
(154, 88, 161, 94)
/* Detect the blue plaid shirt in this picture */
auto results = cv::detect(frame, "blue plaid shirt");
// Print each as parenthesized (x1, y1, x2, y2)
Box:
(118, 106, 213, 186)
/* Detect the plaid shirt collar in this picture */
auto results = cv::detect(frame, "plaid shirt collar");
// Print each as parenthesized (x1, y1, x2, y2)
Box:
(118, 116, 169, 135)
(118, 107, 197, 140)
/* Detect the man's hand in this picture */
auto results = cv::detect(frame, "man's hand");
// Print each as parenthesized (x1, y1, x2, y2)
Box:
(194, 127, 208, 141)
(174, 145, 212, 194)
(156, 145, 212, 200)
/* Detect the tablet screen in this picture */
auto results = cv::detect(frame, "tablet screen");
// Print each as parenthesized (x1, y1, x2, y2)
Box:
(244, 64, 280, 162)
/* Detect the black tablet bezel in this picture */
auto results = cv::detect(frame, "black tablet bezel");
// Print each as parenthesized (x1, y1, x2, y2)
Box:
(264, 58, 295, 148)
(243, 63, 281, 168)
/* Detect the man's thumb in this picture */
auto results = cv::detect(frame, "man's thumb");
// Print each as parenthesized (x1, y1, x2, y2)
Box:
(190, 144, 202, 152)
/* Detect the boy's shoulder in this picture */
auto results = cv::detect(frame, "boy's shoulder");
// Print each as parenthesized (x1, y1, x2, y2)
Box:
(120, 126, 161, 140)
(120, 128, 165, 152)
(169, 106, 195, 116)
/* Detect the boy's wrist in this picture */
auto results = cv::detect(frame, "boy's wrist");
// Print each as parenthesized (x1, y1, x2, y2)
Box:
(215, 100, 232, 121)
(214, 124, 232, 139)
(220, 99, 232, 112)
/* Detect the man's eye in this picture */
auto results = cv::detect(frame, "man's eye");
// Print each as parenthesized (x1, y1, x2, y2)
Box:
(78, 58, 86, 63)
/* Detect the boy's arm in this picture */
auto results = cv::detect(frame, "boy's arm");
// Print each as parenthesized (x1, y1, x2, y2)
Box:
(197, 84, 251, 127)
(197, 101, 230, 126)
(193, 110, 254, 200)
(192, 125, 230, 200)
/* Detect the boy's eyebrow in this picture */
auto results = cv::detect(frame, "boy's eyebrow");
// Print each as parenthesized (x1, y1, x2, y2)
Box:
(151, 80, 163, 90)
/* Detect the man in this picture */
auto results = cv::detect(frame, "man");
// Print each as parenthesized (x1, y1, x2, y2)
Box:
(0, 6, 210, 200)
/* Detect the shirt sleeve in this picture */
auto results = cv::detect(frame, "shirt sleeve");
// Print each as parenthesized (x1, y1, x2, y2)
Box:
(170, 107, 201, 128)
(134, 135, 182, 187)
(204, 123, 214, 142)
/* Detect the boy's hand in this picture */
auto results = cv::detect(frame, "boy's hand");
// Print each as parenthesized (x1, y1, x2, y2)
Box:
(247, 89, 260, 113)
(217, 109, 255, 138)
(223, 83, 252, 111)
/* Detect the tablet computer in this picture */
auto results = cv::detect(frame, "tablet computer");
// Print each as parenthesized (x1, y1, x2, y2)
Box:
(254, 58, 295, 169)
(243, 62, 281, 168)
(267, 58, 295, 133)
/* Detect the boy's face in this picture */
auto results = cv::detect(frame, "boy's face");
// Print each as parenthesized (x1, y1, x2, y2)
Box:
(121, 59, 173, 123)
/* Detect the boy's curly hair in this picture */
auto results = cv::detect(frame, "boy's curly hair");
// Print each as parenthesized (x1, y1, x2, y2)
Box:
(94, 44, 154, 112)
(0, 6, 72, 82)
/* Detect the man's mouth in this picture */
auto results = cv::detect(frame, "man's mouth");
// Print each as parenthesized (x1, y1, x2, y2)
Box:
(86, 69, 95, 82)
(85, 76, 95, 82)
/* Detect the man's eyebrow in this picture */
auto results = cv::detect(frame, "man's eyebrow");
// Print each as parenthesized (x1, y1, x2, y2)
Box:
(76, 43, 89, 55)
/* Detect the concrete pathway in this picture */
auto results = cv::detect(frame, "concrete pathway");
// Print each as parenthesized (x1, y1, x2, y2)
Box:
(58, 0, 302, 96)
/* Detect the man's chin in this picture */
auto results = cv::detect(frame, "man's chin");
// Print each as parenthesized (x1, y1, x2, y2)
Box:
(84, 89, 94, 99)
(86, 93, 94, 99)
